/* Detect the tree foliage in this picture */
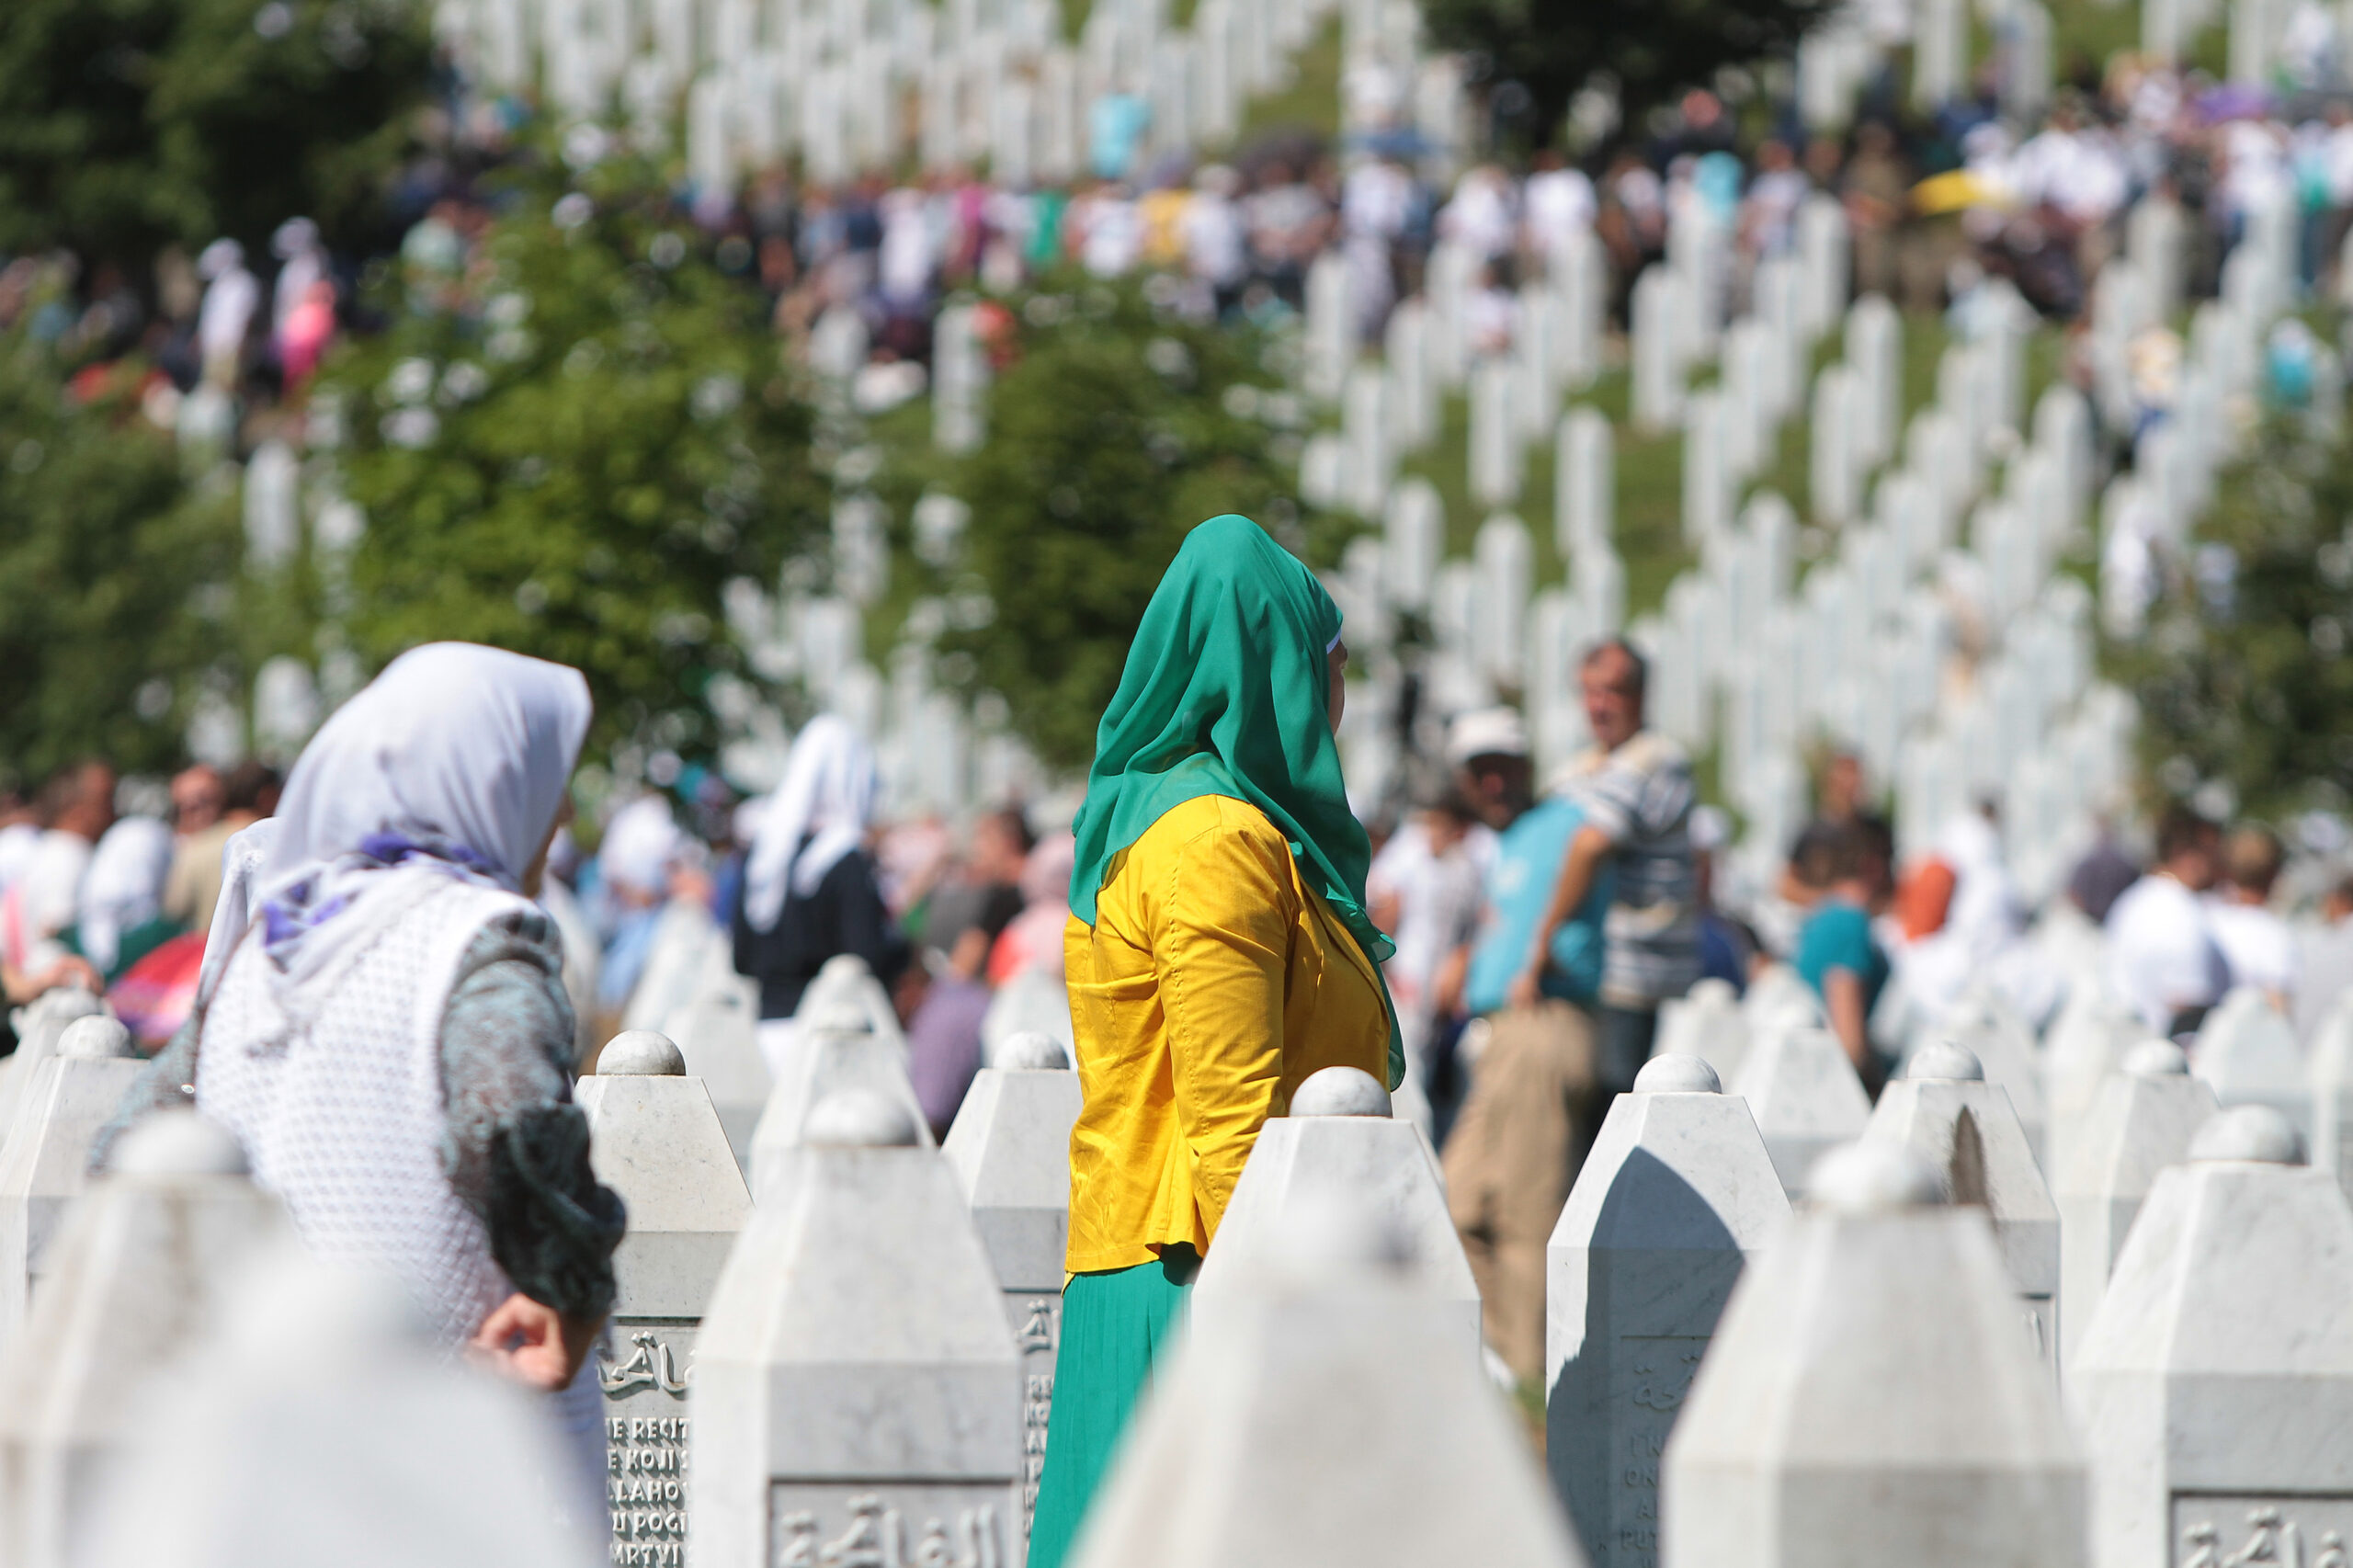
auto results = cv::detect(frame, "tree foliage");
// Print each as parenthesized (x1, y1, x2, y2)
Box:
(2119, 414, 2353, 822)
(326, 161, 829, 762)
(0, 334, 244, 781)
(1420, 0, 1828, 151)
(914, 283, 1337, 772)
(0, 0, 433, 266)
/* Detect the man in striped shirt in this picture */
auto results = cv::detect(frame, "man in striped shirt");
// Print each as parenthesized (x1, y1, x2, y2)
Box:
(1507, 637, 1699, 1096)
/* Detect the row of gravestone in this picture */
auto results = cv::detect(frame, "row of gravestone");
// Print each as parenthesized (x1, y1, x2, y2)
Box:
(5, 956, 2351, 1567)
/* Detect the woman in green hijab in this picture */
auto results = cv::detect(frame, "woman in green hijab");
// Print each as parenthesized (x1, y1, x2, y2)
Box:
(1025, 514, 1397, 1566)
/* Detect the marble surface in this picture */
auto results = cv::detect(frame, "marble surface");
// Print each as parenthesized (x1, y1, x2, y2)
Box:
(1730, 1025, 1871, 1195)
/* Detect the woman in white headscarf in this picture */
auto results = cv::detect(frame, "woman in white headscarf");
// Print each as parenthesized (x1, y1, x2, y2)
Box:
(104, 643, 623, 1517)
(733, 715, 908, 1057)
(76, 815, 178, 978)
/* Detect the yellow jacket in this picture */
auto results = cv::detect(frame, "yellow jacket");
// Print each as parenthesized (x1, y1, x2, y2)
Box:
(1062, 793, 1392, 1275)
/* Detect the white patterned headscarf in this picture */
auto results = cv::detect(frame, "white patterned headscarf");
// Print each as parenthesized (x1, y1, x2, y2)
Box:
(256, 643, 590, 1016)
(741, 715, 879, 933)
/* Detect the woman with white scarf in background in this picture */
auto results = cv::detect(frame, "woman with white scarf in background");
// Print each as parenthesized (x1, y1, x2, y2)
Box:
(733, 714, 909, 1073)
(104, 643, 625, 1524)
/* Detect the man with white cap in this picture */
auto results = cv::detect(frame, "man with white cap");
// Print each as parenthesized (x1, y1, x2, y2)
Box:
(1436, 705, 1613, 1385)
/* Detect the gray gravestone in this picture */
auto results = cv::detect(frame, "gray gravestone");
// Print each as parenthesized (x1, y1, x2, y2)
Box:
(1863, 1041, 2062, 1369)
(0, 1017, 145, 1354)
(1189, 1066, 1480, 1357)
(693, 1090, 1021, 1568)
(1548, 1055, 1791, 1568)
(2041, 978, 2146, 1176)
(2192, 986, 2313, 1143)
(2053, 1040, 2216, 1371)
(576, 1029, 754, 1566)
(1662, 1141, 2086, 1567)
(1066, 1186, 1588, 1568)
(0, 1111, 284, 1568)
(1927, 988, 2052, 1167)
(940, 1030, 1081, 1535)
(2074, 1107, 2353, 1568)
(663, 972, 769, 1168)
(747, 999, 933, 1205)
(1731, 1024, 1871, 1195)
(0, 989, 104, 1140)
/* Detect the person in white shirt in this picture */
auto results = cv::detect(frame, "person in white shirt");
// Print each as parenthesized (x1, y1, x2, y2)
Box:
(2206, 824, 2299, 1010)
(195, 238, 258, 390)
(1523, 150, 1597, 265)
(2105, 807, 2231, 1037)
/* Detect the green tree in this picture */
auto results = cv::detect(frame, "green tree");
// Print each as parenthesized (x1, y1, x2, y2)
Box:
(1420, 0, 1828, 152)
(911, 283, 1338, 772)
(2119, 414, 2353, 821)
(0, 0, 433, 267)
(326, 162, 828, 761)
(0, 332, 244, 781)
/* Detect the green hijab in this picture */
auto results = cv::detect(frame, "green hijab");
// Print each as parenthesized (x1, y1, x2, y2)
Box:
(1068, 514, 1401, 1089)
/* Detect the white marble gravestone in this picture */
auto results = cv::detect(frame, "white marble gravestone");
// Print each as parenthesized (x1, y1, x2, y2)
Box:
(662, 971, 769, 1167)
(0, 1017, 144, 1353)
(799, 952, 910, 1055)
(941, 1030, 1082, 1534)
(1928, 987, 2051, 1165)
(1863, 1041, 2062, 1368)
(1655, 980, 1751, 1088)
(1548, 1055, 1791, 1568)
(694, 1089, 1021, 1568)
(1662, 1141, 2086, 1567)
(1067, 1188, 1589, 1568)
(747, 999, 933, 1205)
(1740, 964, 1823, 1035)
(577, 1030, 754, 1564)
(1189, 1066, 1479, 1356)
(2041, 978, 2146, 1176)
(2073, 1106, 2353, 1568)
(2052, 1040, 2216, 1372)
(0, 989, 104, 1140)
(0, 1110, 285, 1568)
(2191, 987, 2313, 1142)
(74, 1248, 602, 1568)
(1731, 1024, 1870, 1194)
(2311, 991, 2353, 1200)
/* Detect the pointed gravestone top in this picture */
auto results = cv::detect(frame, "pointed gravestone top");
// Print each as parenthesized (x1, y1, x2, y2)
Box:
(0, 1034, 149, 1355)
(599, 1028, 687, 1075)
(995, 1029, 1070, 1072)
(2073, 1103, 2353, 1568)
(1863, 1044, 2060, 1361)
(1190, 1067, 1479, 1358)
(1549, 1051, 1790, 1567)
(1927, 991, 2048, 1162)
(693, 1091, 1019, 1568)
(58, 1016, 132, 1061)
(1663, 1138, 2085, 1568)
(2192, 987, 2313, 1142)
(75, 1250, 602, 1568)
(747, 1001, 933, 1203)
(2052, 1040, 2215, 1368)
(0, 1110, 283, 1564)
(1069, 1189, 1589, 1568)
(1732, 1025, 1872, 1194)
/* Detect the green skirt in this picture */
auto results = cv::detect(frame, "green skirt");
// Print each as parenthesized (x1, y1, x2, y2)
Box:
(1024, 1247, 1197, 1568)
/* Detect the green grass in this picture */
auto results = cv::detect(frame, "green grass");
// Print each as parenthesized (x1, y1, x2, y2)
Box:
(1233, 19, 1344, 145)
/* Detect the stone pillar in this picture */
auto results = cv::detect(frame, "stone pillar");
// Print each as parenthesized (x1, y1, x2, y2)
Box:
(1189, 1067, 1480, 1356)
(1863, 1041, 2062, 1369)
(2041, 979, 2150, 1177)
(0, 1017, 146, 1352)
(0, 989, 103, 1138)
(940, 1031, 1082, 1538)
(1548, 1056, 1790, 1568)
(2191, 987, 2313, 1143)
(577, 1030, 755, 1564)
(1730, 1024, 1870, 1195)
(748, 1001, 933, 1204)
(1555, 405, 1614, 567)
(1663, 1141, 2086, 1567)
(693, 1091, 1021, 1568)
(1066, 1170, 1586, 1568)
(664, 973, 769, 1168)
(1654, 980, 1750, 1089)
(2311, 992, 2353, 1200)
(1920, 988, 2052, 1167)
(2074, 1107, 2353, 1568)
(2052, 1040, 2216, 1373)
(0, 1111, 285, 1568)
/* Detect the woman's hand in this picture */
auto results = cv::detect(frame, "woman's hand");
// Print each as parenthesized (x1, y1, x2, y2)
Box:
(2, 956, 102, 1005)
(469, 1291, 606, 1392)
